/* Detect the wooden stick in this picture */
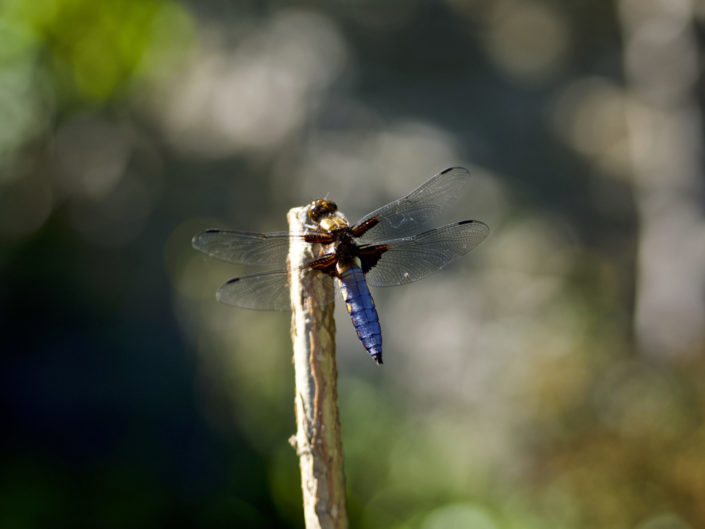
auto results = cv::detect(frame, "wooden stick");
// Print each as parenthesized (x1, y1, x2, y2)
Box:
(287, 206, 348, 529)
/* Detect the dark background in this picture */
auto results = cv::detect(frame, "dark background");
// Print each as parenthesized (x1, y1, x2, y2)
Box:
(1, 1, 704, 528)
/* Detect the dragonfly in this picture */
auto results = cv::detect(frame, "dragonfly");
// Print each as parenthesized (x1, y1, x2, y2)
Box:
(192, 167, 489, 365)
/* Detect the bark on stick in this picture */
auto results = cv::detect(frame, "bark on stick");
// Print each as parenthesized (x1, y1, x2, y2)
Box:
(287, 206, 348, 529)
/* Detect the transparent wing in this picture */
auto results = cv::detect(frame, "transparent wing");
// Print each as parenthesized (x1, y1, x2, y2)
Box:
(216, 271, 292, 311)
(216, 270, 338, 311)
(363, 220, 489, 287)
(192, 229, 291, 267)
(354, 167, 472, 242)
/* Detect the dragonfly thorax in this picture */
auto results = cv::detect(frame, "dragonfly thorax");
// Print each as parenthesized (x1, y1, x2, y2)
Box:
(332, 230, 361, 270)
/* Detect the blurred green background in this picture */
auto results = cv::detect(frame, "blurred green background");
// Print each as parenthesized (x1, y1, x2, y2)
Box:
(2, 0, 704, 528)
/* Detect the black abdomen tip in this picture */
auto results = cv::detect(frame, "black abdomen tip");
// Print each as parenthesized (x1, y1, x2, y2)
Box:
(372, 353, 383, 365)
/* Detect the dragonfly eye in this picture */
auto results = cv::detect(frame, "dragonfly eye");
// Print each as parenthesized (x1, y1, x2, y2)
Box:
(308, 199, 338, 223)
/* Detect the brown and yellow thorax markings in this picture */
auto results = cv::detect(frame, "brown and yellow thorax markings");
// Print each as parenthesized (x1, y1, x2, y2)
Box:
(304, 197, 388, 280)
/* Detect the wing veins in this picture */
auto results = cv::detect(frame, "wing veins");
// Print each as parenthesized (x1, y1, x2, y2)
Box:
(362, 220, 489, 287)
(192, 229, 291, 267)
(354, 167, 472, 242)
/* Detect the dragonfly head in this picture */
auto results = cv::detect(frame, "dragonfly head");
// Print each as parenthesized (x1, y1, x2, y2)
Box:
(308, 199, 349, 231)
(308, 199, 338, 223)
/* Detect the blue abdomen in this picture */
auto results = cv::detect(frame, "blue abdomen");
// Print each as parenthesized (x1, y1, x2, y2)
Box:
(338, 266, 383, 364)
